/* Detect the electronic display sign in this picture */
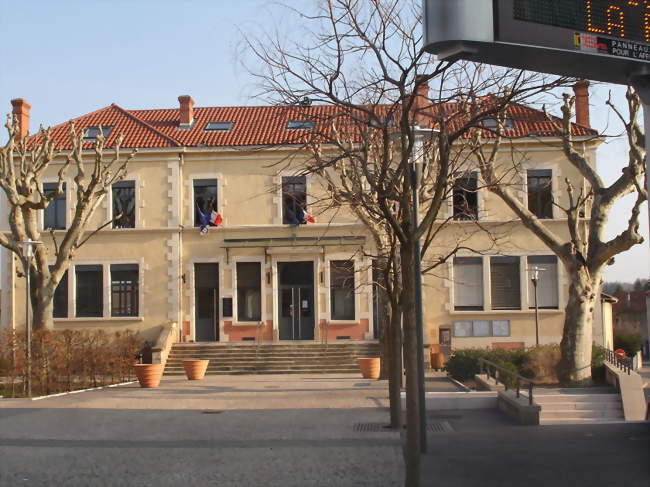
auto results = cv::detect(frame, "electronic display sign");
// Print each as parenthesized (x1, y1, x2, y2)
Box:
(422, 0, 650, 85)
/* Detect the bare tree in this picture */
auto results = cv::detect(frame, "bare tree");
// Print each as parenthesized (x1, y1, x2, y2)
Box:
(243, 1, 572, 484)
(473, 87, 646, 385)
(0, 117, 136, 330)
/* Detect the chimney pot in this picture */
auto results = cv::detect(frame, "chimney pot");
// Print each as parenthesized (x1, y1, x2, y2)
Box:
(178, 95, 195, 127)
(573, 80, 590, 128)
(412, 75, 430, 128)
(10, 98, 31, 140)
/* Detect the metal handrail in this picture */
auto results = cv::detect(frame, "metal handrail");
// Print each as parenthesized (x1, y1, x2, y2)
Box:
(604, 348, 632, 375)
(478, 358, 536, 406)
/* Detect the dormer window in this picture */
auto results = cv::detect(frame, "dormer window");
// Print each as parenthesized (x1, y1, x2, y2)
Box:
(286, 120, 314, 130)
(482, 118, 514, 130)
(205, 121, 234, 131)
(83, 126, 113, 141)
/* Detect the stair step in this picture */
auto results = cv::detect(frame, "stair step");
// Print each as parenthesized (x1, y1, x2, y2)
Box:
(541, 417, 626, 424)
(540, 401, 622, 411)
(535, 394, 620, 403)
(540, 409, 624, 419)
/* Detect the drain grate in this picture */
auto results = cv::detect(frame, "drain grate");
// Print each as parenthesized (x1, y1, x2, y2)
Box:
(201, 410, 224, 415)
(353, 421, 453, 433)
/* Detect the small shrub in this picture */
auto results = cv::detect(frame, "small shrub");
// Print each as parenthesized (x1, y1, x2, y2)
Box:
(614, 332, 643, 356)
(521, 344, 560, 384)
(591, 344, 606, 367)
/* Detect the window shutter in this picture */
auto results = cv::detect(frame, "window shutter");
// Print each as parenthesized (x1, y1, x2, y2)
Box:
(490, 257, 521, 309)
(528, 256, 559, 309)
(453, 257, 483, 310)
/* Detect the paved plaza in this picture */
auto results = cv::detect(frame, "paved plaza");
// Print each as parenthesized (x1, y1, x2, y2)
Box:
(0, 373, 648, 487)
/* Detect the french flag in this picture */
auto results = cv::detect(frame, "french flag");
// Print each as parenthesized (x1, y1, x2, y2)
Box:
(211, 211, 223, 227)
(296, 207, 316, 224)
(304, 212, 316, 224)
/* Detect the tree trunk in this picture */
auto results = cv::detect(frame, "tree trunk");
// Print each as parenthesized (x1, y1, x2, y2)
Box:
(32, 297, 54, 331)
(558, 266, 599, 385)
(400, 243, 421, 487)
(388, 304, 403, 429)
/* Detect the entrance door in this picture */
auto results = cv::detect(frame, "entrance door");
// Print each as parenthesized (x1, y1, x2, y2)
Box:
(278, 261, 314, 340)
(195, 263, 219, 341)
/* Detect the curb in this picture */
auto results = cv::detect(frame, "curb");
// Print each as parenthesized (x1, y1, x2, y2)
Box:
(30, 381, 137, 401)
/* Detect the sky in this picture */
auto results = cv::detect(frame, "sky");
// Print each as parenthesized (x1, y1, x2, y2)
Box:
(0, 0, 648, 282)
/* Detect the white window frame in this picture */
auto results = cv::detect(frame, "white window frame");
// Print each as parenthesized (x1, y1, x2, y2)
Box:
(523, 164, 559, 220)
(232, 256, 266, 325)
(107, 177, 140, 230)
(325, 253, 360, 324)
(52, 259, 144, 322)
(273, 171, 313, 226)
(526, 255, 560, 310)
(187, 173, 224, 228)
(39, 178, 69, 231)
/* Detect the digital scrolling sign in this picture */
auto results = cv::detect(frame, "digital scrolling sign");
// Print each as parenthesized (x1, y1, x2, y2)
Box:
(422, 0, 650, 84)
(513, 0, 648, 44)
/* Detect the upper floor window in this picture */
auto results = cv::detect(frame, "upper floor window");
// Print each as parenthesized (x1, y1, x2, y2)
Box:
(527, 169, 553, 219)
(205, 121, 234, 131)
(490, 256, 521, 310)
(453, 257, 484, 311)
(83, 126, 113, 141)
(76, 265, 103, 317)
(43, 182, 66, 230)
(286, 120, 314, 130)
(330, 260, 355, 320)
(112, 180, 135, 229)
(527, 255, 559, 309)
(482, 118, 514, 130)
(452, 172, 478, 220)
(110, 264, 139, 317)
(282, 176, 307, 225)
(194, 179, 218, 227)
(236, 262, 262, 322)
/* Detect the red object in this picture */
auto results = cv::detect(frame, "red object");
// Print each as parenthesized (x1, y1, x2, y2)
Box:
(615, 348, 626, 358)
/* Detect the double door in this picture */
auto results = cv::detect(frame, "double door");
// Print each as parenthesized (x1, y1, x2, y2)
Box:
(278, 261, 314, 340)
(195, 263, 219, 341)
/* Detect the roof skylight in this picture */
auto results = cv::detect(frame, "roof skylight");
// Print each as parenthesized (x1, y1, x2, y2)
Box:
(286, 120, 315, 130)
(83, 126, 113, 141)
(205, 121, 234, 131)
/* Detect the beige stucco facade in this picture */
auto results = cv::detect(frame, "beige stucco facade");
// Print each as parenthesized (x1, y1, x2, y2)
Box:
(1, 136, 601, 353)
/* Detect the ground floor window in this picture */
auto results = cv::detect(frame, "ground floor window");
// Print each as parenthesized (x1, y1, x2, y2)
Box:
(330, 260, 355, 320)
(490, 256, 521, 310)
(236, 262, 261, 322)
(76, 265, 103, 317)
(52, 269, 68, 318)
(110, 264, 139, 317)
(527, 255, 559, 309)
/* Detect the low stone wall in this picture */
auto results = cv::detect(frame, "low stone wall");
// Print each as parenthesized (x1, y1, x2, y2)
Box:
(401, 391, 497, 410)
(497, 390, 540, 425)
(604, 362, 647, 421)
(151, 323, 177, 367)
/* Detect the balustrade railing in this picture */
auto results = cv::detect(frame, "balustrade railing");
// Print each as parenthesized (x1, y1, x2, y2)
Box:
(478, 358, 536, 406)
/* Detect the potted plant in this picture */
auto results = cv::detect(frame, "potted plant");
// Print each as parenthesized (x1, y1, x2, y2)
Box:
(182, 359, 210, 380)
(357, 357, 380, 379)
(133, 363, 163, 388)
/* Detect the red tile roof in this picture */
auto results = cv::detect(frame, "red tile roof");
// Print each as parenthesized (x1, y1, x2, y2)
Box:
(27, 100, 598, 150)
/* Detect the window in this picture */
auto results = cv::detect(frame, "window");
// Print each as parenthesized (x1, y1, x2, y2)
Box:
(527, 255, 559, 309)
(236, 262, 261, 322)
(282, 176, 307, 225)
(453, 257, 484, 310)
(194, 179, 218, 227)
(330, 260, 355, 320)
(482, 118, 514, 130)
(52, 269, 68, 318)
(205, 121, 234, 131)
(43, 182, 66, 230)
(75, 265, 103, 317)
(112, 180, 135, 229)
(490, 257, 521, 310)
(83, 126, 113, 141)
(452, 173, 478, 220)
(453, 320, 511, 337)
(527, 169, 553, 219)
(286, 120, 314, 130)
(111, 264, 139, 317)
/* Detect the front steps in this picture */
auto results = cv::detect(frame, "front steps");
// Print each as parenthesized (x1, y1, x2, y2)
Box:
(536, 390, 624, 424)
(164, 342, 380, 375)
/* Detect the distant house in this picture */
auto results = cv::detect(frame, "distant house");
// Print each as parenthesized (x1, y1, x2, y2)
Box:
(612, 290, 649, 344)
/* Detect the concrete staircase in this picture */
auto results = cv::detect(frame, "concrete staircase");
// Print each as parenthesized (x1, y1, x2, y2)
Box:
(536, 389, 624, 424)
(163, 342, 380, 375)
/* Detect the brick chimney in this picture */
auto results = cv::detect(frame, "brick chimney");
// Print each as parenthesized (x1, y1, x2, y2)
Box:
(10, 98, 31, 140)
(573, 80, 590, 128)
(411, 75, 430, 127)
(178, 95, 195, 128)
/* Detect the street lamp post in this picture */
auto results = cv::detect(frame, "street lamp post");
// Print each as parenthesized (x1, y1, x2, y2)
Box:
(18, 239, 43, 397)
(530, 266, 541, 346)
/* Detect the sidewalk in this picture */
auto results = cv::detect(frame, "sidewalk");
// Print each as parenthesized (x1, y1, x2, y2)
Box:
(0, 374, 402, 487)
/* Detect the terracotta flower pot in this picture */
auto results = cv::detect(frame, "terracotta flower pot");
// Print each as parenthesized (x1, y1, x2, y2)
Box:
(430, 352, 445, 371)
(133, 363, 163, 388)
(182, 359, 210, 380)
(357, 357, 381, 379)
